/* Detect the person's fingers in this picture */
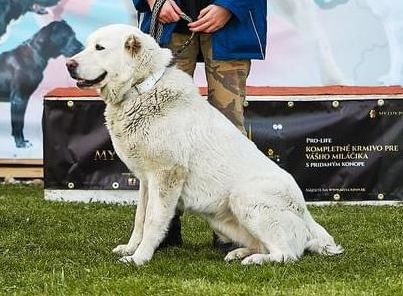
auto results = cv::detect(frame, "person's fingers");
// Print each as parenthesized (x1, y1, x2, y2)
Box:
(189, 20, 211, 32)
(159, 3, 180, 23)
(147, 0, 156, 10)
(158, 16, 167, 24)
(204, 24, 223, 33)
(188, 16, 208, 29)
(198, 4, 213, 19)
(190, 5, 231, 33)
(168, 8, 181, 21)
(169, 0, 184, 15)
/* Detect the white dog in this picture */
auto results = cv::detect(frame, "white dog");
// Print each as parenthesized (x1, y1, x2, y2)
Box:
(66, 24, 343, 266)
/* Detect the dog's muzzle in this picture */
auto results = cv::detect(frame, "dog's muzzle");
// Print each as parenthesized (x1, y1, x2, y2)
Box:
(66, 59, 78, 76)
(66, 59, 107, 88)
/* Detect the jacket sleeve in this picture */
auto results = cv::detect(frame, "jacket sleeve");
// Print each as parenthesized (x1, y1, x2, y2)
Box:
(213, 0, 256, 21)
(132, 0, 151, 12)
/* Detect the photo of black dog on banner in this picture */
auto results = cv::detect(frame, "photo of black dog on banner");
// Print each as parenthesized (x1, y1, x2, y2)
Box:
(0, 0, 61, 39)
(0, 20, 82, 148)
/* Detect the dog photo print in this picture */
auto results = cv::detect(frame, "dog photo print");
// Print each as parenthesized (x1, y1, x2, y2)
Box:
(0, 0, 133, 158)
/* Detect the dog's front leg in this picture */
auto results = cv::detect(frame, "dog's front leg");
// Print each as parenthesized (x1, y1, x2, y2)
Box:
(119, 165, 186, 266)
(10, 93, 31, 148)
(113, 179, 148, 256)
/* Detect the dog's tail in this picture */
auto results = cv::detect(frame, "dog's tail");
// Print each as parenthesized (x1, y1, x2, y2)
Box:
(303, 212, 344, 256)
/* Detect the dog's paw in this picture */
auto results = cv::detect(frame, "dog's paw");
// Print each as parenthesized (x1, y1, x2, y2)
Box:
(112, 244, 136, 256)
(15, 139, 32, 149)
(224, 248, 252, 262)
(241, 253, 297, 265)
(241, 254, 266, 265)
(118, 255, 149, 266)
(322, 244, 344, 256)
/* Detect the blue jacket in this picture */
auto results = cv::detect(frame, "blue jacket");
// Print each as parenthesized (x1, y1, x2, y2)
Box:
(132, 0, 267, 60)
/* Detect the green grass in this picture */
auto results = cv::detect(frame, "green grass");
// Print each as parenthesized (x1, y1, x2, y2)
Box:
(0, 184, 402, 296)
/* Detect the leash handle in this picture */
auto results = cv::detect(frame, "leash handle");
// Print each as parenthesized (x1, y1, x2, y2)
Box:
(149, 0, 195, 57)
(149, 0, 167, 42)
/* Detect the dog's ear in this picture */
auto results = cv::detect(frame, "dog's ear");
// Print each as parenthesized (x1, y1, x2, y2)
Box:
(124, 34, 141, 57)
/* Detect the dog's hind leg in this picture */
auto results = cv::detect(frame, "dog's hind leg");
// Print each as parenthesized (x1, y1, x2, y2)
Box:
(303, 211, 344, 256)
(229, 186, 310, 264)
(118, 165, 186, 266)
(113, 179, 148, 256)
(207, 213, 263, 262)
(238, 212, 303, 265)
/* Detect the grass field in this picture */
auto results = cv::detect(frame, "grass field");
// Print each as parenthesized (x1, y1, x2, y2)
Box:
(0, 184, 402, 295)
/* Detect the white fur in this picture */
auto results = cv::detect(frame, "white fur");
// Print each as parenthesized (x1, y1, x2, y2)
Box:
(70, 24, 343, 266)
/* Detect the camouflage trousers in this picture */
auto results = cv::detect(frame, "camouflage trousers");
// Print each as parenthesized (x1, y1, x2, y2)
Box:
(167, 33, 251, 134)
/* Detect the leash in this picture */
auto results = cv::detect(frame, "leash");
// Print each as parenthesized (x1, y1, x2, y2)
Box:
(149, 0, 196, 57)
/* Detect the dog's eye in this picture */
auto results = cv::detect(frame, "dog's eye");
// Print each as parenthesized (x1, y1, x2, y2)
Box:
(95, 44, 105, 51)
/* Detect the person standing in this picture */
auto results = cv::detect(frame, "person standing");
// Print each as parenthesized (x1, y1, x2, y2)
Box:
(132, 0, 267, 248)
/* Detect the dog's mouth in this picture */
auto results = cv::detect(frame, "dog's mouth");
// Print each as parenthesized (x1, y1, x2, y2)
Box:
(76, 72, 107, 88)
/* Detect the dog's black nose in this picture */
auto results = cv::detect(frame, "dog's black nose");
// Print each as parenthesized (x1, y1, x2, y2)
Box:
(66, 59, 78, 73)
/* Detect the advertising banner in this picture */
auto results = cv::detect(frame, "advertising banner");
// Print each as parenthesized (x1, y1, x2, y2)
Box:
(245, 94, 403, 201)
(43, 98, 138, 191)
(43, 88, 403, 202)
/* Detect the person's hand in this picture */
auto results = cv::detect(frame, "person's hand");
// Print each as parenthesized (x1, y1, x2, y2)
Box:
(147, 0, 183, 24)
(188, 5, 232, 33)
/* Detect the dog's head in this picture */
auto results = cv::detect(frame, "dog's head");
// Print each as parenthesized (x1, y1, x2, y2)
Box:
(66, 24, 173, 93)
(32, 20, 83, 58)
